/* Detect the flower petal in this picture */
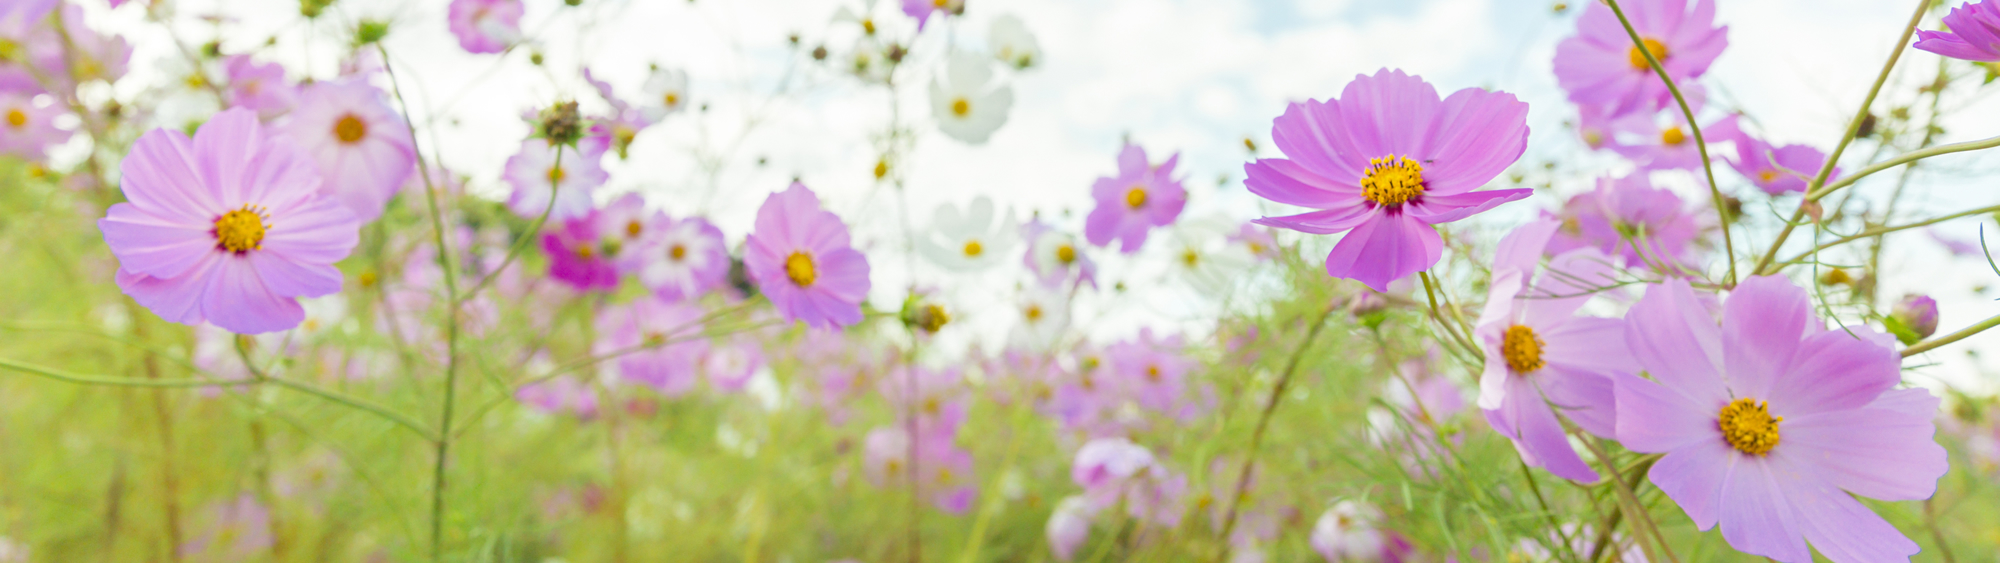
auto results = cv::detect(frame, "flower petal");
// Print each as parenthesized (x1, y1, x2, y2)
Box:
(1716, 457, 1811, 563)
(1720, 275, 1811, 399)
(1419, 87, 1529, 195)
(1768, 326, 1900, 418)
(1243, 158, 1360, 209)
(1624, 279, 1727, 405)
(1646, 438, 1732, 530)
(200, 257, 305, 334)
(1613, 372, 1718, 453)
(1781, 402, 1946, 502)
(1322, 212, 1440, 292)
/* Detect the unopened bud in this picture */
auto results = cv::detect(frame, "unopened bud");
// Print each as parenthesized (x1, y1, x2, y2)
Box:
(1887, 294, 1940, 345)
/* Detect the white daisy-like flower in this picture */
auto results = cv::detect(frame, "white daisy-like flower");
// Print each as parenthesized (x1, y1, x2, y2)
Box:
(1008, 286, 1069, 351)
(988, 14, 1041, 70)
(1164, 219, 1252, 293)
(1309, 501, 1386, 562)
(834, 0, 888, 36)
(845, 36, 895, 83)
(929, 51, 1013, 144)
(640, 67, 690, 122)
(1028, 229, 1092, 285)
(916, 196, 1018, 272)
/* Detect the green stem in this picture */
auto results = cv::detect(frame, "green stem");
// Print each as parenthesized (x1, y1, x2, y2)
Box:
(1214, 303, 1337, 562)
(1602, 0, 1737, 285)
(0, 358, 234, 388)
(1902, 312, 2000, 358)
(1773, 204, 2000, 269)
(1751, 0, 1931, 276)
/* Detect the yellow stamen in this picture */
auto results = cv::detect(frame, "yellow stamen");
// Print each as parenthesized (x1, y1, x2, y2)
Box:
(1125, 187, 1147, 209)
(1024, 305, 1043, 322)
(1359, 156, 1425, 206)
(334, 114, 367, 144)
(1757, 170, 1778, 184)
(784, 251, 817, 287)
(1144, 365, 1161, 382)
(1718, 397, 1782, 455)
(213, 205, 268, 253)
(1627, 38, 1669, 70)
(1055, 244, 1076, 265)
(5, 109, 24, 128)
(625, 220, 643, 238)
(547, 166, 567, 184)
(669, 244, 687, 261)
(1660, 125, 1686, 146)
(664, 92, 681, 108)
(962, 240, 983, 257)
(1181, 248, 1199, 267)
(951, 98, 970, 117)
(1500, 324, 1545, 373)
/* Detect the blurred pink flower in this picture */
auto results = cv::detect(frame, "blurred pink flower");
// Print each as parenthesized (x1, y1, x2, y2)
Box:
(597, 297, 709, 396)
(1542, 174, 1703, 269)
(1553, 0, 1727, 117)
(863, 425, 977, 514)
(448, 0, 523, 54)
(283, 78, 416, 222)
(1615, 276, 1947, 562)
(1046, 495, 1094, 561)
(1605, 110, 1738, 171)
(223, 55, 297, 120)
(1084, 144, 1186, 253)
(901, 0, 961, 31)
(180, 494, 271, 561)
(635, 211, 730, 303)
(1729, 134, 1835, 196)
(0, 91, 68, 161)
(100, 109, 359, 334)
(518, 375, 599, 420)
(1247, 69, 1532, 291)
(541, 209, 624, 292)
(505, 138, 607, 222)
(744, 183, 871, 329)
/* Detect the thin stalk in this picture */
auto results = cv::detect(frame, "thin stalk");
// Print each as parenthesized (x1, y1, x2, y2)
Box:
(1901, 312, 2000, 357)
(1751, 0, 1931, 275)
(130, 311, 184, 563)
(1925, 497, 1958, 563)
(1214, 303, 1338, 562)
(1603, 0, 1736, 284)
(1774, 204, 2000, 268)
(0, 358, 233, 388)
(1806, 134, 2000, 201)
(1580, 437, 1678, 563)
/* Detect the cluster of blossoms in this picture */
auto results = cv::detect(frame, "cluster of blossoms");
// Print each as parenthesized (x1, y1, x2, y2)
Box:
(6, 0, 1995, 560)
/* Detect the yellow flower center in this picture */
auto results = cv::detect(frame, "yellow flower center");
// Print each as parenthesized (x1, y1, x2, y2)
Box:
(917, 303, 950, 333)
(1718, 397, 1782, 455)
(212, 205, 268, 253)
(4, 109, 24, 128)
(1125, 187, 1148, 209)
(1024, 304, 1043, 322)
(1055, 244, 1077, 265)
(933, 0, 947, 6)
(1757, 170, 1778, 183)
(862, 19, 876, 35)
(664, 92, 681, 107)
(1660, 125, 1686, 146)
(547, 166, 566, 184)
(784, 251, 817, 287)
(334, 114, 367, 144)
(874, 159, 890, 179)
(1144, 365, 1161, 382)
(923, 396, 941, 415)
(951, 97, 971, 117)
(1181, 248, 1199, 267)
(1500, 324, 1545, 374)
(625, 220, 643, 238)
(669, 244, 687, 261)
(962, 240, 983, 257)
(576, 245, 595, 260)
(1360, 155, 1425, 206)
(1627, 37, 1669, 70)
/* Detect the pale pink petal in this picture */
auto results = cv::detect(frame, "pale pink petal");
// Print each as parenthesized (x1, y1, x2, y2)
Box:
(1612, 373, 1718, 453)
(200, 258, 305, 334)
(1322, 212, 1441, 292)
(1646, 439, 1732, 530)
(1419, 87, 1529, 195)
(1768, 326, 1900, 418)
(99, 204, 215, 279)
(1716, 458, 1811, 563)
(1721, 275, 1811, 399)
(1623, 279, 1727, 405)
(1781, 406, 1946, 501)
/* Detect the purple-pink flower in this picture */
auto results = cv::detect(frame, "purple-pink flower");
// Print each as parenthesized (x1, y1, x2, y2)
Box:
(223, 55, 297, 120)
(1605, 110, 1738, 171)
(1730, 134, 1835, 196)
(541, 210, 624, 292)
(283, 78, 416, 223)
(1247, 69, 1532, 291)
(1084, 144, 1186, 253)
(901, 0, 962, 31)
(1476, 220, 1630, 482)
(743, 183, 871, 330)
(1071, 437, 1187, 527)
(1615, 276, 1947, 562)
(447, 0, 523, 54)
(1542, 174, 1702, 269)
(635, 211, 730, 303)
(505, 138, 607, 222)
(597, 298, 709, 396)
(0, 91, 68, 162)
(1553, 0, 1727, 117)
(1914, 1, 2000, 62)
(862, 424, 977, 514)
(100, 108, 360, 334)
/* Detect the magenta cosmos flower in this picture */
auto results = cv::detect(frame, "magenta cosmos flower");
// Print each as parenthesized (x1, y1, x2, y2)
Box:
(1915, 1, 2000, 62)
(541, 209, 624, 292)
(1247, 69, 1532, 291)
(1615, 276, 1947, 562)
(283, 78, 415, 223)
(744, 182, 871, 329)
(447, 0, 523, 54)
(1730, 134, 1835, 196)
(1476, 220, 1630, 482)
(100, 109, 360, 334)
(1085, 144, 1186, 253)
(505, 138, 607, 222)
(1554, 0, 1727, 117)
(1543, 174, 1702, 269)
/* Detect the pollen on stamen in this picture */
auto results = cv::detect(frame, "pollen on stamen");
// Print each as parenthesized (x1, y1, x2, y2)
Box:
(1500, 324, 1545, 374)
(212, 204, 270, 254)
(962, 240, 983, 257)
(951, 98, 971, 117)
(1359, 155, 1426, 206)
(334, 114, 367, 144)
(784, 251, 817, 287)
(1125, 187, 1148, 209)
(1627, 37, 1669, 70)
(5, 109, 25, 128)
(1660, 126, 1686, 146)
(1718, 397, 1782, 456)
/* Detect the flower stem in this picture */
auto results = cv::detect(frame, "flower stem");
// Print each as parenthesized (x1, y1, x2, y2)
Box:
(1751, 0, 1932, 276)
(1902, 311, 2000, 357)
(1580, 436, 1679, 563)
(1214, 303, 1337, 562)
(1600, 0, 1737, 286)
(1772, 203, 2000, 269)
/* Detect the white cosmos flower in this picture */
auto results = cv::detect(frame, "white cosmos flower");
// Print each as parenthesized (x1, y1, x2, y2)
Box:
(916, 196, 1018, 272)
(1008, 286, 1069, 351)
(152, 54, 224, 130)
(988, 14, 1041, 70)
(1310, 501, 1386, 562)
(640, 67, 689, 122)
(929, 51, 1013, 144)
(1165, 218, 1251, 293)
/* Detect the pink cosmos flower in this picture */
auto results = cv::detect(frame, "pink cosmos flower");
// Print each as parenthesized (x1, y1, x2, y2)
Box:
(1553, 0, 1727, 117)
(1104, 329, 1195, 415)
(901, 0, 961, 31)
(1309, 501, 1397, 563)
(1024, 219, 1097, 288)
(100, 109, 359, 334)
(597, 298, 709, 396)
(702, 338, 763, 392)
(1228, 223, 1280, 262)
(636, 212, 730, 303)
(1247, 69, 1533, 291)
(581, 68, 657, 159)
(1072, 437, 1187, 527)
(1914, 1, 2000, 62)
(1615, 276, 1947, 562)
(1542, 174, 1702, 269)
(1729, 134, 1835, 196)
(0, 91, 68, 162)
(517, 376, 599, 420)
(1046, 496, 1095, 561)
(0, 4, 129, 90)
(743, 183, 871, 329)
(1476, 220, 1630, 482)
(541, 210, 624, 292)
(283, 79, 416, 223)
(505, 138, 607, 222)
(862, 425, 977, 514)
(223, 55, 297, 120)
(1606, 110, 1739, 171)
(1084, 144, 1186, 253)
(447, 0, 523, 54)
